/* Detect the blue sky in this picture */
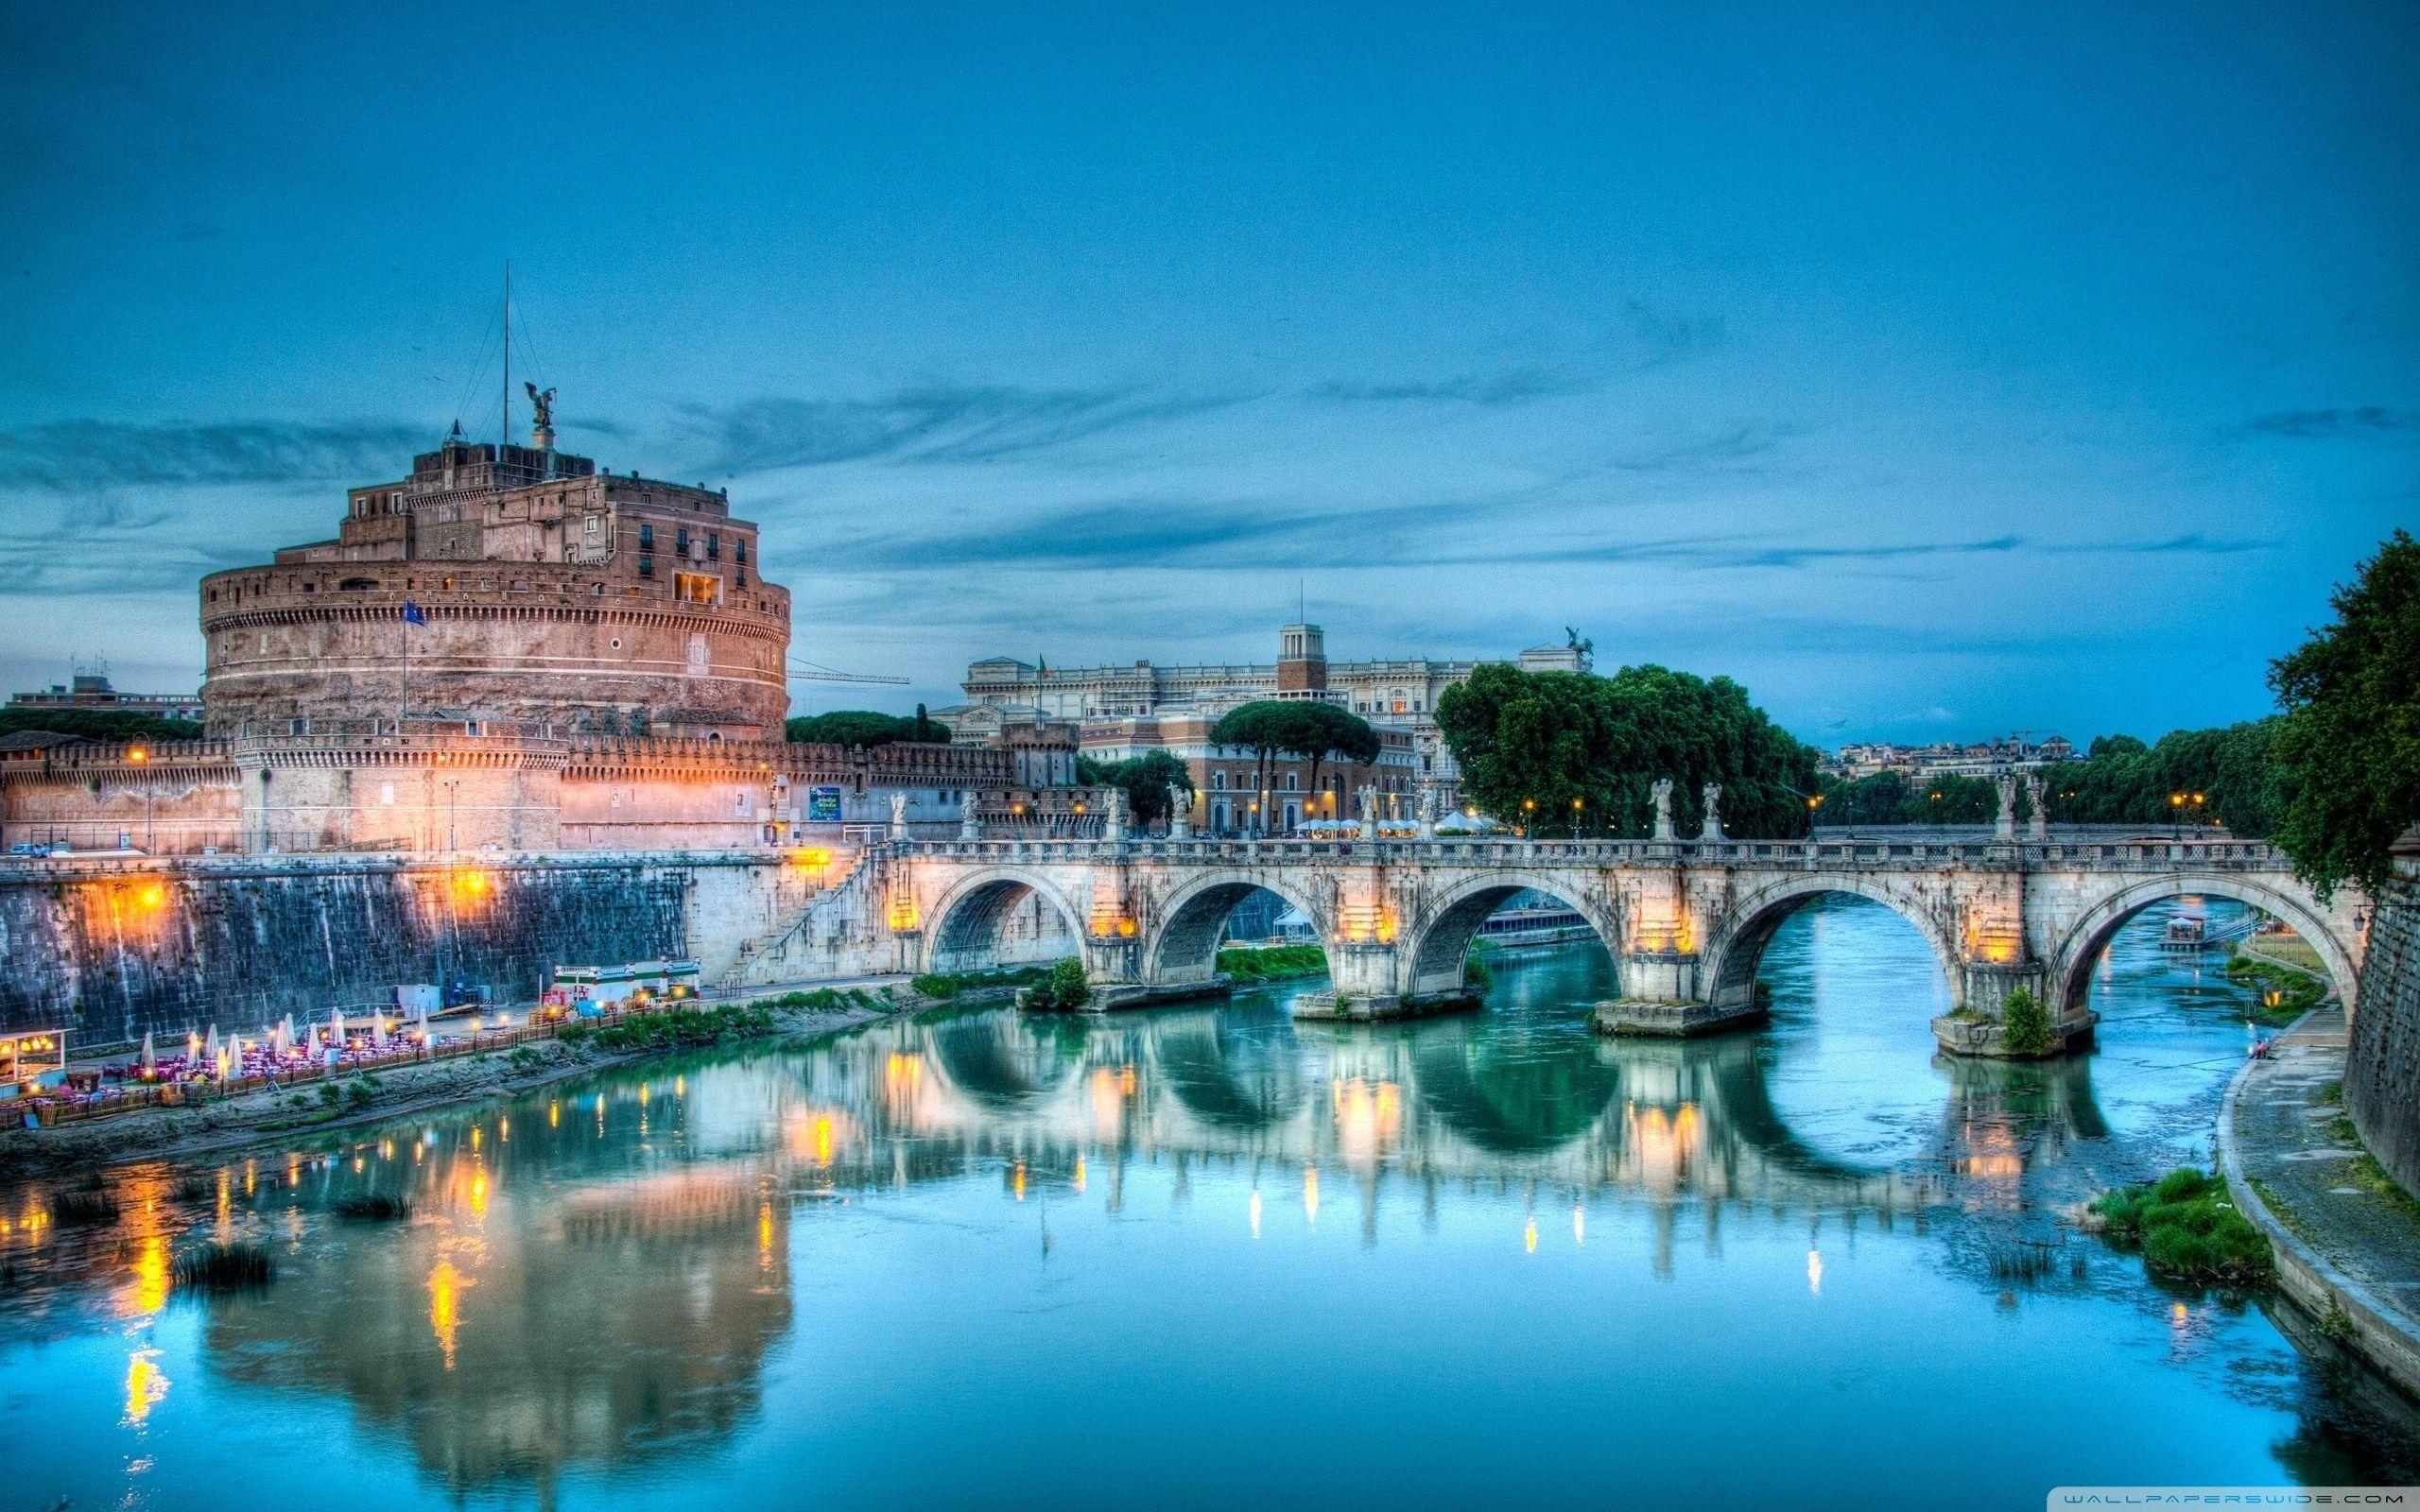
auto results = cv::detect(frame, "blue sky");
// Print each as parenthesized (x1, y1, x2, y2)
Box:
(2, 1, 2413, 746)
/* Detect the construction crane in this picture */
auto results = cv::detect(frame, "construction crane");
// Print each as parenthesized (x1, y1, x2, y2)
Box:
(786, 658, 910, 688)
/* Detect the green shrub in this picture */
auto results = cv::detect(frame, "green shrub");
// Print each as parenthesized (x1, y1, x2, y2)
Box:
(2089, 1167, 2273, 1288)
(1023, 958, 1091, 1012)
(1463, 949, 1495, 996)
(345, 1078, 375, 1105)
(318, 1082, 344, 1105)
(586, 1003, 778, 1053)
(911, 964, 1056, 1000)
(2000, 988, 2052, 1057)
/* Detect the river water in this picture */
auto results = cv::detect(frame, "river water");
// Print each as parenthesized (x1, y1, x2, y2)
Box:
(3, 897, 2414, 1509)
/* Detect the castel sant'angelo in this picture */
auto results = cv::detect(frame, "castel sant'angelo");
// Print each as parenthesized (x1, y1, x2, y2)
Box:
(2, 403, 1080, 857)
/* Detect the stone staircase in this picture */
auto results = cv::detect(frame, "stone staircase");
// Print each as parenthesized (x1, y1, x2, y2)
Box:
(718, 847, 891, 990)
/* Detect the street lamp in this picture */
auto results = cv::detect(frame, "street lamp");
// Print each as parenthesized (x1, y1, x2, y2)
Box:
(1521, 797, 1535, 837)
(1571, 796, 1584, 838)
(129, 747, 153, 853)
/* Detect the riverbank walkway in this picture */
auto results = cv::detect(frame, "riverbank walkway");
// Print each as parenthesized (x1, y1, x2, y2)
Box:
(2221, 1006, 2420, 1400)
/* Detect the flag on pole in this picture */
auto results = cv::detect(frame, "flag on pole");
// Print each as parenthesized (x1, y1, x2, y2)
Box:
(402, 601, 427, 626)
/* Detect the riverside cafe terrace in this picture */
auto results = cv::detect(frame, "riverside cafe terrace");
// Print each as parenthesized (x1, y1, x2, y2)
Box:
(1, 1028, 67, 1101)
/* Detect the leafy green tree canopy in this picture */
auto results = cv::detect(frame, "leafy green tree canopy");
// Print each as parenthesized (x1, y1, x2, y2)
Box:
(2267, 528, 2420, 898)
(0, 708, 203, 744)
(786, 708, 942, 747)
(1077, 749, 1196, 826)
(1435, 663, 1820, 838)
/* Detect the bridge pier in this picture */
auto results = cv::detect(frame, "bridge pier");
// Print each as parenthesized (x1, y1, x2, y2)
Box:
(1292, 939, 1480, 1022)
(1930, 959, 2096, 1059)
(1591, 948, 1771, 1038)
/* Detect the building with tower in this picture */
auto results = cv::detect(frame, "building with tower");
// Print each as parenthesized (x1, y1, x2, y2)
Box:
(939, 621, 1594, 830)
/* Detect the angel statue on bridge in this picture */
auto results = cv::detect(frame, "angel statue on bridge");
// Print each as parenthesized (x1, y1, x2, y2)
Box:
(1651, 778, 1675, 840)
(525, 382, 556, 432)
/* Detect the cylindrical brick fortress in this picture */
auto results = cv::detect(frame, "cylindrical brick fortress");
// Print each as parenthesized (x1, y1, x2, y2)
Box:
(199, 566, 789, 737)
(199, 435, 790, 739)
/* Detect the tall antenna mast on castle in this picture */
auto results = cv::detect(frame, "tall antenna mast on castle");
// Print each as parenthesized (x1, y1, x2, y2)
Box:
(501, 262, 511, 449)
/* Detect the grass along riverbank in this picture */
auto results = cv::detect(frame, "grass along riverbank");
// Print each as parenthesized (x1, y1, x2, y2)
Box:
(2226, 952, 2329, 1024)
(1217, 943, 1329, 983)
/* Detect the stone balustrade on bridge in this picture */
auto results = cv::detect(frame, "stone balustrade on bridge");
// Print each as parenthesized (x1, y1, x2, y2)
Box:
(868, 828, 2369, 1059)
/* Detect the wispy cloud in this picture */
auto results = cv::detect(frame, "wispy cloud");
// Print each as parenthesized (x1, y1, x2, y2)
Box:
(1310, 301, 1726, 408)
(1310, 367, 1594, 406)
(1610, 425, 1793, 474)
(2042, 532, 2272, 557)
(0, 419, 425, 491)
(683, 384, 1254, 474)
(2238, 406, 2419, 439)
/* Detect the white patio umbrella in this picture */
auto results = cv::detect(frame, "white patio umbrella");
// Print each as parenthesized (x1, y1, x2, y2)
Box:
(328, 1007, 346, 1046)
(139, 1031, 156, 1072)
(203, 1025, 220, 1064)
(372, 1014, 389, 1050)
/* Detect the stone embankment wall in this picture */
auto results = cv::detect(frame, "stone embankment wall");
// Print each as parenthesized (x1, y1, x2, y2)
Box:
(2347, 837, 2420, 1195)
(0, 853, 822, 1050)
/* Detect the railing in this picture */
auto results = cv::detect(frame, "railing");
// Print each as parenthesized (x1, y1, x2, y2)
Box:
(893, 831, 2291, 870)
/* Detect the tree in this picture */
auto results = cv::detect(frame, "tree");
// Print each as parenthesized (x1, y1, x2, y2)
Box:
(1435, 662, 1820, 838)
(2267, 529, 2420, 899)
(1076, 749, 1195, 827)
(1209, 702, 1300, 830)
(1816, 770, 1913, 827)
(786, 710, 936, 747)
(1278, 702, 1380, 816)
(1916, 774, 1997, 825)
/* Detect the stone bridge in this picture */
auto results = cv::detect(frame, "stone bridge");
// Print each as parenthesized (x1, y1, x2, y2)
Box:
(867, 828, 2368, 1057)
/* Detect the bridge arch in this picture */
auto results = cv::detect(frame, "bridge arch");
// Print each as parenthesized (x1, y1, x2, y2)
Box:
(1402, 871, 1623, 1001)
(922, 867, 1087, 976)
(2049, 874, 2360, 1019)
(1146, 873, 1331, 988)
(1699, 876, 1962, 1014)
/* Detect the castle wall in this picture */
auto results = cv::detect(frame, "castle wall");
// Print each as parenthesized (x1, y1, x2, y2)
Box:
(0, 745, 245, 854)
(2348, 842, 2420, 1196)
(0, 854, 768, 1048)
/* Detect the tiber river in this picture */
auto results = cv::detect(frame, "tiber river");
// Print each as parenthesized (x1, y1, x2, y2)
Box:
(3, 897, 2416, 1510)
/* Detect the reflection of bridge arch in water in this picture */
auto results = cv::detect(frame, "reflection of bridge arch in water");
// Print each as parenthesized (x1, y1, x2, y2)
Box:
(871, 1001, 2122, 1212)
(921, 1010, 1091, 1111)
